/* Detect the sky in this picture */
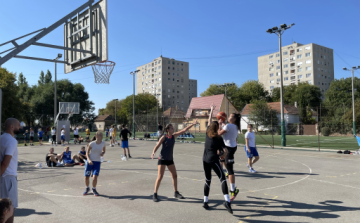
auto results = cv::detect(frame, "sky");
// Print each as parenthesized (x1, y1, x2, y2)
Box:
(1, 0, 359, 115)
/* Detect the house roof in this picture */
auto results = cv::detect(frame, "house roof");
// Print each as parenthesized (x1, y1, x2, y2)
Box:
(185, 94, 224, 118)
(163, 107, 186, 118)
(94, 115, 114, 122)
(241, 102, 318, 116)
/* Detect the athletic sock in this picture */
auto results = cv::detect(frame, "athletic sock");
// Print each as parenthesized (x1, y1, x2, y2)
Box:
(224, 194, 230, 203)
(230, 183, 236, 191)
(204, 196, 208, 202)
(92, 187, 96, 190)
(86, 186, 89, 189)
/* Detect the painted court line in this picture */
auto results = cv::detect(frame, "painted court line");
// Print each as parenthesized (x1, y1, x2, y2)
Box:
(307, 178, 360, 190)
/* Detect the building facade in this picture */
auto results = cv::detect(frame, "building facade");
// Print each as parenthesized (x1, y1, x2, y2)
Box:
(136, 56, 197, 112)
(258, 42, 334, 99)
(189, 79, 197, 104)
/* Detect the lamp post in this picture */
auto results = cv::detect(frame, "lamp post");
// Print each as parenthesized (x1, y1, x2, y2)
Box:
(266, 23, 295, 147)
(54, 53, 62, 125)
(130, 70, 140, 139)
(153, 86, 161, 127)
(216, 83, 235, 116)
(113, 99, 118, 127)
(343, 66, 360, 135)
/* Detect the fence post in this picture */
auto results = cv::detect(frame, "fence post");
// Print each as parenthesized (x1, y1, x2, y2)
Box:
(317, 107, 320, 152)
(271, 111, 274, 148)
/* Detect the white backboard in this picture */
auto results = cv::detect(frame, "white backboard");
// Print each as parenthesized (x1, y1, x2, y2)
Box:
(59, 102, 80, 114)
(64, 0, 108, 74)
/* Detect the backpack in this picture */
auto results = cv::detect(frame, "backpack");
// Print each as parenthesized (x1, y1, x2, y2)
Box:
(343, 150, 350, 154)
(337, 150, 343, 154)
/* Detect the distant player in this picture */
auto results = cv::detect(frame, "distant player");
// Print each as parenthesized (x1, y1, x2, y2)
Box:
(73, 125, 79, 144)
(86, 127, 90, 138)
(245, 124, 259, 173)
(61, 128, 66, 146)
(38, 128, 44, 146)
(157, 123, 163, 141)
(51, 127, 57, 146)
(109, 125, 114, 147)
(29, 127, 34, 146)
(113, 126, 118, 146)
(83, 131, 106, 196)
(105, 127, 109, 141)
(23, 130, 29, 146)
(120, 124, 132, 158)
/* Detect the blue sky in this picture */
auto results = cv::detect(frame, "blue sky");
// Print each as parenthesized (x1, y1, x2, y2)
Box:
(1, 0, 359, 115)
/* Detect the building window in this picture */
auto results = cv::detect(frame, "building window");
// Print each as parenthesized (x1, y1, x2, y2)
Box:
(284, 71, 288, 74)
(269, 67, 274, 71)
(284, 64, 288, 68)
(168, 95, 171, 98)
(168, 78, 170, 80)
(277, 78, 280, 82)
(269, 73, 274, 77)
(284, 58, 288, 62)
(276, 66, 280, 70)
(297, 48, 302, 52)
(270, 80, 274, 83)
(270, 86, 274, 89)
(172, 61, 175, 65)
(297, 62, 303, 66)
(297, 68, 302, 72)
(277, 60, 280, 64)
(181, 68, 183, 71)
(308, 81, 312, 84)
(284, 77, 288, 81)
(305, 46, 311, 50)
(306, 60, 311, 64)
(283, 52, 288, 55)
(306, 73, 311, 78)
(269, 55, 273, 58)
(276, 53, 280, 57)
(168, 67, 170, 69)
(297, 54, 302, 59)
(168, 61, 170, 64)
(159, 78, 161, 81)
(306, 66, 311, 71)
(276, 72, 280, 76)
(298, 75, 303, 79)
(305, 53, 311, 57)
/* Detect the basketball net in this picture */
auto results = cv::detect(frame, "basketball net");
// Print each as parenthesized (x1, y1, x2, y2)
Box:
(91, 60, 116, 84)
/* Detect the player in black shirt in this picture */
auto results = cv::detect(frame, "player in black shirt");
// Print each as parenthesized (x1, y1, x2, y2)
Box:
(45, 147, 60, 167)
(202, 104, 232, 214)
(120, 124, 132, 158)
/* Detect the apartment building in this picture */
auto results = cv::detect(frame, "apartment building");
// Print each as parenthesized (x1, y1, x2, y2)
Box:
(136, 56, 197, 112)
(258, 42, 334, 99)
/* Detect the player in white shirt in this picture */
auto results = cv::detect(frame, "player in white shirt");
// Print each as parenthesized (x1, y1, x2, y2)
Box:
(51, 127, 57, 146)
(109, 126, 114, 147)
(61, 128, 66, 146)
(245, 124, 259, 173)
(218, 113, 241, 202)
(73, 125, 79, 144)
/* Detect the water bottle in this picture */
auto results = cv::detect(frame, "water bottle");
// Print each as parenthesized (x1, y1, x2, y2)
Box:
(39, 163, 43, 169)
(51, 162, 54, 168)
(101, 157, 104, 162)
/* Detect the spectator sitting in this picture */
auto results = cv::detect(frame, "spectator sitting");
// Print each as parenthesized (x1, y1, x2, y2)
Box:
(85, 135, 90, 143)
(79, 136, 84, 143)
(78, 146, 87, 163)
(46, 147, 60, 167)
(59, 146, 81, 167)
(0, 198, 14, 223)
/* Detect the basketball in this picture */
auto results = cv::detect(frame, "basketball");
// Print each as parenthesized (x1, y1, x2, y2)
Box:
(216, 112, 227, 122)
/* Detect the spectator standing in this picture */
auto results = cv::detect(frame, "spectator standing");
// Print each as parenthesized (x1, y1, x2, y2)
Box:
(23, 130, 29, 146)
(38, 128, 44, 146)
(51, 127, 57, 146)
(1, 118, 21, 223)
(29, 128, 34, 146)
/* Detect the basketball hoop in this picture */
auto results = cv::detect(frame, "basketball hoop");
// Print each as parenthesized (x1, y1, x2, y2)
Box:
(91, 60, 116, 84)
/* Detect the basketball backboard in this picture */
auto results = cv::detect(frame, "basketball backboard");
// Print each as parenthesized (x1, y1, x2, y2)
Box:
(64, 0, 108, 74)
(59, 102, 80, 114)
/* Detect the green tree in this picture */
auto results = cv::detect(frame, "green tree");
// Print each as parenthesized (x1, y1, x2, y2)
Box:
(17, 72, 35, 126)
(247, 100, 279, 132)
(0, 68, 23, 129)
(38, 70, 45, 85)
(293, 83, 322, 123)
(44, 70, 52, 84)
(271, 84, 298, 105)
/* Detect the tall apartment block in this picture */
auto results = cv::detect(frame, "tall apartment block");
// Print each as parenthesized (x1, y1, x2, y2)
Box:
(136, 56, 197, 112)
(258, 42, 334, 99)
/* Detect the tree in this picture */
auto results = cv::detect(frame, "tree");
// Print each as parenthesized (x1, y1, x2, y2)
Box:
(271, 84, 298, 105)
(38, 70, 45, 85)
(293, 83, 322, 123)
(247, 100, 279, 132)
(44, 70, 52, 84)
(0, 68, 23, 129)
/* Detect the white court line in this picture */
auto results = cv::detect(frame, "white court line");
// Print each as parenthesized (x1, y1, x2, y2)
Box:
(287, 137, 352, 147)
(307, 178, 360, 190)
(18, 188, 95, 198)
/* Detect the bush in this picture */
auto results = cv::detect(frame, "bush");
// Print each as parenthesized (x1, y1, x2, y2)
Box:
(242, 129, 247, 134)
(321, 127, 330, 136)
(276, 127, 281, 135)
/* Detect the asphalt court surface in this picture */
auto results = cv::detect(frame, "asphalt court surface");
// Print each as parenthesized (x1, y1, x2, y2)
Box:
(14, 140, 360, 222)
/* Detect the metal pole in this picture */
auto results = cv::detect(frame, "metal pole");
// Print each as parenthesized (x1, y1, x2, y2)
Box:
(147, 104, 148, 133)
(317, 107, 320, 151)
(225, 87, 227, 116)
(352, 69, 356, 135)
(133, 73, 135, 139)
(54, 61, 57, 125)
(271, 111, 274, 148)
(278, 33, 286, 146)
(115, 100, 117, 126)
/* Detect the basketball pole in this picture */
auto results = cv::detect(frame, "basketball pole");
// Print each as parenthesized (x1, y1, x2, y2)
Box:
(130, 70, 140, 139)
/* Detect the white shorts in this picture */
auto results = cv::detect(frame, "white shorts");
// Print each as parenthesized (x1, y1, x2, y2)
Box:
(1, 175, 18, 208)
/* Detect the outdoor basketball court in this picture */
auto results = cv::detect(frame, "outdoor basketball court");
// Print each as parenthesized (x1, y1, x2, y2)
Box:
(15, 140, 360, 223)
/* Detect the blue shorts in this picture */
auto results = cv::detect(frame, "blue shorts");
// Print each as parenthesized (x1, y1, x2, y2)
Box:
(64, 159, 75, 164)
(245, 146, 259, 158)
(61, 135, 65, 140)
(121, 141, 129, 148)
(84, 161, 101, 177)
(106, 132, 108, 137)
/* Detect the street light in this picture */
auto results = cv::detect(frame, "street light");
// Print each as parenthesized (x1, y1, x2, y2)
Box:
(113, 99, 118, 127)
(343, 66, 360, 135)
(266, 23, 295, 147)
(130, 70, 140, 139)
(153, 86, 161, 126)
(54, 53, 62, 125)
(216, 83, 235, 117)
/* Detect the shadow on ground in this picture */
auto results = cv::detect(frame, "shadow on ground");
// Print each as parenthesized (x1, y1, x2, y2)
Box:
(15, 208, 51, 217)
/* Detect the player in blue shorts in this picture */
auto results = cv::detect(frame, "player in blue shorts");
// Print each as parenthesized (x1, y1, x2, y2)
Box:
(59, 146, 81, 167)
(38, 128, 44, 146)
(105, 127, 109, 141)
(245, 124, 259, 173)
(120, 124, 132, 158)
(83, 131, 106, 196)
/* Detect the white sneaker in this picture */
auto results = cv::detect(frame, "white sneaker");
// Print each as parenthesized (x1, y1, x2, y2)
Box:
(249, 168, 257, 173)
(247, 164, 249, 168)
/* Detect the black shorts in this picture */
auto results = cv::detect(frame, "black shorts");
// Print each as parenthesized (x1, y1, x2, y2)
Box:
(52, 135, 56, 141)
(158, 160, 174, 166)
(226, 146, 237, 164)
(39, 137, 43, 140)
(110, 136, 112, 139)
(74, 135, 79, 139)
(30, 136, 34, 140)
(46, 160, 57, 167)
